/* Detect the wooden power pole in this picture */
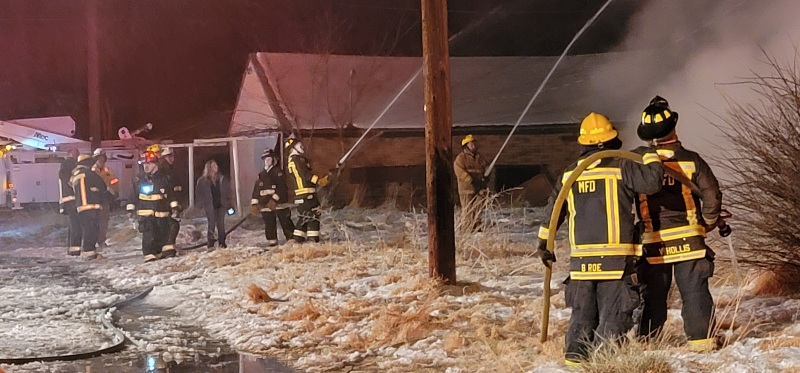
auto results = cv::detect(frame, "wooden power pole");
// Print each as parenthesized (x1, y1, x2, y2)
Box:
(87, 0, 102, 149)
(421, 0, 456, 284)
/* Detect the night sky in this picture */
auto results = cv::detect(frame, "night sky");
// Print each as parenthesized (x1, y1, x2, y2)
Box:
(0, 0, 641, 141)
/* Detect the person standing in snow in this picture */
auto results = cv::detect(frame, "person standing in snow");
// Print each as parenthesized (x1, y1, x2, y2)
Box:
(59, 148, 82, 256)
(91, 148, 119, 249)
(70, 153, 107, 260)
(251, 148, 294, 248)
(536, 112, 664, 367)
(285, 134, 328, 243)
(634, 96, 724, 352)
(195, 159, 235, 249)
(127, 146, 175, 262)
(453, 134, 489, 230)
(158, 146, 181, 258)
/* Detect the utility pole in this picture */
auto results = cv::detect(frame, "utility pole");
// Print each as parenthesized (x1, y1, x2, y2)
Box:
(421, 0, 456, 284)
(87, 0, 102, 149)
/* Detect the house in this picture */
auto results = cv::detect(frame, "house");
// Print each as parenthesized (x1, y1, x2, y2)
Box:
(229, 52, 632, 207)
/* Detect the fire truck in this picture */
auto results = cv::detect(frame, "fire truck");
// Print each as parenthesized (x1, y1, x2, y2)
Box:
(0, 117, 152, 209)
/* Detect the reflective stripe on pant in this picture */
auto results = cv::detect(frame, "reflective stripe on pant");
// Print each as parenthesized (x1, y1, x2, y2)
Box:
(564, 273, 639, 362)
(294, 195, 320, 243)
(139, 216, 168, 257)
(67, 203, 82, 248)
(639, 240, 715, 342)
(78, 209, 100, 254)
(262, 209, 294, 242)
(205, 208, 227, 245)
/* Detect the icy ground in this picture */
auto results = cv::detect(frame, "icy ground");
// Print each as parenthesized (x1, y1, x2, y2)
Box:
(1, 207, 800, 372)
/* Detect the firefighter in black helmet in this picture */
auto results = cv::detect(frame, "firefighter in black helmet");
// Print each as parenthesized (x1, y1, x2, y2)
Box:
(71, 153, 107, 260)
(285, 134, 328, 243)
(252, 148, 294, 247)
(536, 112, 664, 367)
(635, 96, 724, 352)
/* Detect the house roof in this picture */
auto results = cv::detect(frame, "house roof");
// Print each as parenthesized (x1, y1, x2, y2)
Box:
(229, 52, 635, 135)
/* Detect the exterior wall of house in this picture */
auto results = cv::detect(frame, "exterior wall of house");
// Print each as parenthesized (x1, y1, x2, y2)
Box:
(298, 125, 580, 207)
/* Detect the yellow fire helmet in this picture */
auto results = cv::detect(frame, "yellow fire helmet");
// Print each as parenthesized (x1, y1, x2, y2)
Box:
(578, 112, 618, 145)
(145, 144, 162, 154)
(461, 134, 475, 147)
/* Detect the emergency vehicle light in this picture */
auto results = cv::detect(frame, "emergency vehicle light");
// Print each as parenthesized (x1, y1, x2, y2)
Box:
(7, 183, 13, 189)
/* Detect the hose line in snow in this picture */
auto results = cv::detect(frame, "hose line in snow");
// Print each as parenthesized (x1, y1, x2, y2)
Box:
(540, 150, 700, 343)
(0, 286, 154, 365)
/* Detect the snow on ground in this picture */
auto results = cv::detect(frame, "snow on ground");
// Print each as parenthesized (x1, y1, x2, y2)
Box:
(1, 207, 800, 372)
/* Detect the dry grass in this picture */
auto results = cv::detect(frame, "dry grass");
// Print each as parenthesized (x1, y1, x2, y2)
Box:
(751, 270, 800, 296)
(580, 339, 673, 373)
(246, 284, 279, 304)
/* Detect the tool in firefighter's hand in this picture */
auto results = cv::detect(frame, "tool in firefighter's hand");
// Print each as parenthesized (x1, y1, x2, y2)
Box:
(718, 209, 733, 237)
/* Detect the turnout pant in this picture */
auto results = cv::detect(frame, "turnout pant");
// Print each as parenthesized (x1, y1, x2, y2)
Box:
(162, 217, 180, 257)
(639, 238, 716, 350)
(293, 195, 321, 243)
(205, 208, 227, 246)
(139, 216, 168, 261)
(564, 274, 640, 363)
(262, 208, 294, 246)
(78, 209, 100, 257)
(97, 201, 110, 246)
(65, 203, 82, 255)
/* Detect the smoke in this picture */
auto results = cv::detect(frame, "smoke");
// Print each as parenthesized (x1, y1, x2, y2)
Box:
(592, 0, 800, 158)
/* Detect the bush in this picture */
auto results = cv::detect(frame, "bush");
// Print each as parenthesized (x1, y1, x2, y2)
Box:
(716, 49, 800, 284)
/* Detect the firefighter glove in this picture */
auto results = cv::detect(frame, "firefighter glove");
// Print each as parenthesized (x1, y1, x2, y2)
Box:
(317, 175, 330, 187)
(250, 205, 260, 215)
(536, 239, 556, 267)
(266, 199, 278, 210)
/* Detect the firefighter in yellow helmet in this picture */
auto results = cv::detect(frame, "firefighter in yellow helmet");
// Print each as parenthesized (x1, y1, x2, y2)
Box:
(158, 146, 181, 258)
(285, 133, 328, 243)
(453, 134, 489, 231)
(536, 112, 664, 366)
(91, 148, 119, 249)
(635, 96, 724, 352)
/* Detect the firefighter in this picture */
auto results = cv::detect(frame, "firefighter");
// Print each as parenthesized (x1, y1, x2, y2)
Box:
(158, 146, 181, 258)
(127, 145, 175, 262)
(285, 135, 328, 243)
(251, 148, 294, 247)
(535, 112, 664, 366)
(70, 154, 106, 259)
(91, 148, 119, 248)
(454, 134, 489, 230)
(635, 96, 723, 352)
(59, 148, 81, 256)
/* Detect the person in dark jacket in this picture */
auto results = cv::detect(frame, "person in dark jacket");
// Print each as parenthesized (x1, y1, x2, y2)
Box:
(158, 146, 181, 258)
(127, 146, 176, 262)
(59, 148, 81, 256)
(196, 159, 235, 248)
(71, 153, 107, 260)
(536, 112, 664, 367)
(635, 96, 724, 352)
(251, 148, 294, 247)
(285, 135, 328, 243)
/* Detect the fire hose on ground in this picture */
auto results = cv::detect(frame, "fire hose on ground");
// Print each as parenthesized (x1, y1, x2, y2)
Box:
(0, 286, 154, 365)
(539, 150, 734, 343)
